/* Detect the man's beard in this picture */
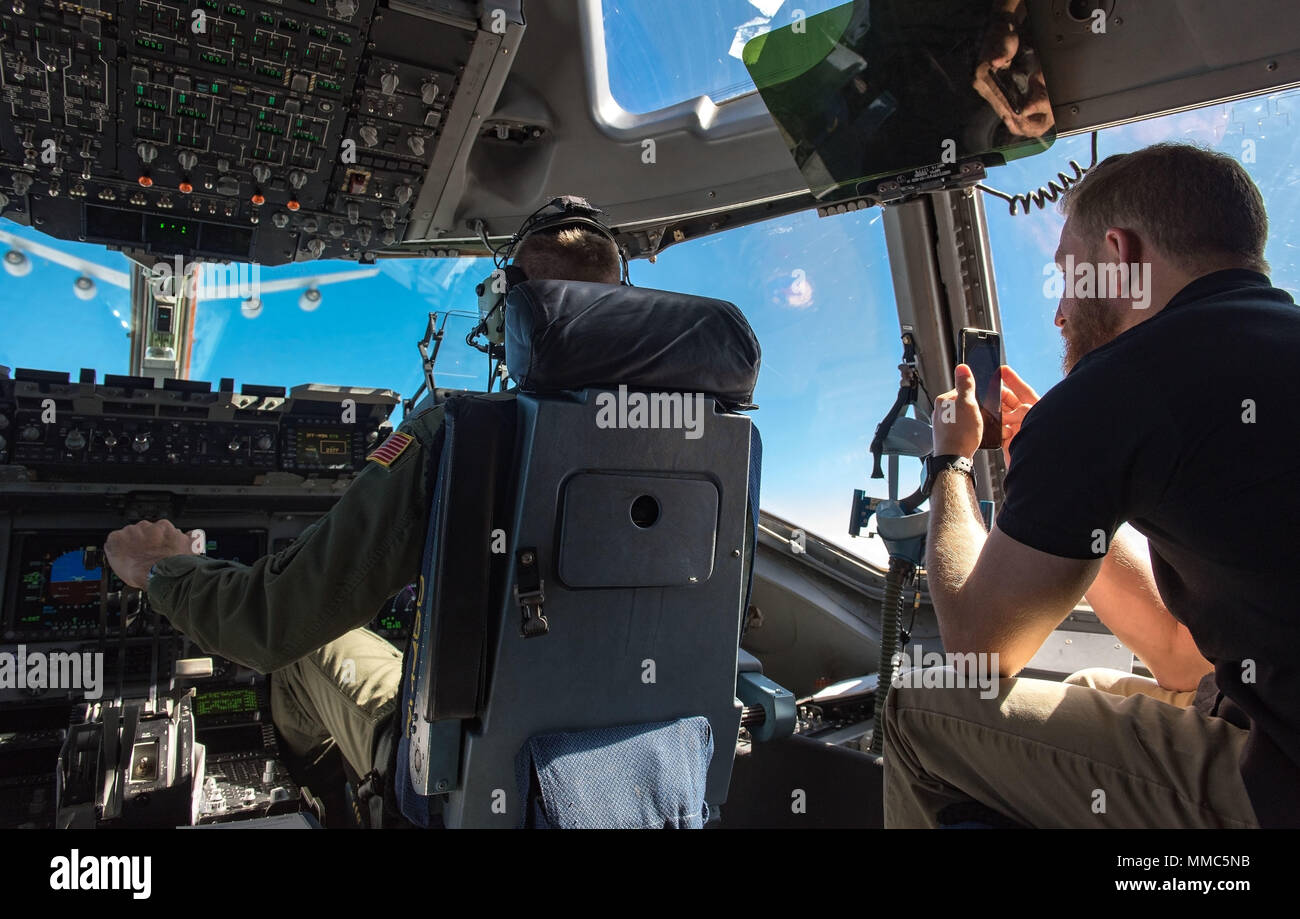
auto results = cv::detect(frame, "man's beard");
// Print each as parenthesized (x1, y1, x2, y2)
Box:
(1062, 297, 1123, 373)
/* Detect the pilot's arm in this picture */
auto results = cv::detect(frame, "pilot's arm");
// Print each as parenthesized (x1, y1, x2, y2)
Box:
(104, 405, 446, 674)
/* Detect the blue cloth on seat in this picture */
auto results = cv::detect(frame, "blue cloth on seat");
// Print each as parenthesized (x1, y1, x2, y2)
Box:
(516, 717, 714, 829)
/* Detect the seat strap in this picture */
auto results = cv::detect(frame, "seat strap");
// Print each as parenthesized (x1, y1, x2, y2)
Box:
(743, 424, 763, 618)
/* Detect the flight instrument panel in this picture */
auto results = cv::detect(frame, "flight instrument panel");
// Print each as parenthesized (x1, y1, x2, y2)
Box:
(0, 365, 418, 828)
(0, 0, 523, 265)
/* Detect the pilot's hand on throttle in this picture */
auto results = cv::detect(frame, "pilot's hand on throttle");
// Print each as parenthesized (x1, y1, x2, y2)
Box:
(104, 519, 200, 590)
(1000, 364, 1040, 467)
(933, 364, 983, 458)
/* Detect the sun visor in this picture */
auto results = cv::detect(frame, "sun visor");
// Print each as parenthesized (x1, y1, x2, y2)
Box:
(504, 280, 761, 407)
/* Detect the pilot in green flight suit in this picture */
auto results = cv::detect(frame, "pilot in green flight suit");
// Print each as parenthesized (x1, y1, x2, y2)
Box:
(103, 217, 625, 782)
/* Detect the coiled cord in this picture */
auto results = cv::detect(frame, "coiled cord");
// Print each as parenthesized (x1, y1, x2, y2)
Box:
(977, 131, 1099, 216)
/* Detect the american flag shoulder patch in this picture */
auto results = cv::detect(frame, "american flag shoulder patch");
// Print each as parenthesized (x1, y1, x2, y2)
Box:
(367, 431, 414, 468)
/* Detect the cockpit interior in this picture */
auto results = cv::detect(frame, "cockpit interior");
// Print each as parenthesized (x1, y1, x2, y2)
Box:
(2, 0, 1297, 834)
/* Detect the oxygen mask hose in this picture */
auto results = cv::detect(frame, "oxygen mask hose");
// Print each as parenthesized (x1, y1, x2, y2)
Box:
(869, 555, 914, 755)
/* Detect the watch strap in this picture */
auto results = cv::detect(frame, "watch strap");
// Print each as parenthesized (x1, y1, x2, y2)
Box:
(921, 453, 975, 498)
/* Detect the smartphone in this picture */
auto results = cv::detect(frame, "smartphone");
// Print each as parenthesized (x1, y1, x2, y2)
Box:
(959, 328, 1002, 450)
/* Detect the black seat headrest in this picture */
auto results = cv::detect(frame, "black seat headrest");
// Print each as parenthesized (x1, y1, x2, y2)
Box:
(504, 280, 761, 408)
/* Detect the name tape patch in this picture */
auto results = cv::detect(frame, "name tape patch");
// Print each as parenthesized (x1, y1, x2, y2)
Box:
(367, 431, 414, 467)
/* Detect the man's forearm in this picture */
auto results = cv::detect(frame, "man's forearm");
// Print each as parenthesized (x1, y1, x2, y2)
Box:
(925, 468, 988, 649)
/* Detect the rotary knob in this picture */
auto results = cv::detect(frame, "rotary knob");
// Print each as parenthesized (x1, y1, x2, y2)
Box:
(178, 150, 198, 171)
(254, 433, 274, 451)
(103, 431, 119, 448)
(395, 185, 412, 205)
(420, 81, 439, 105)
(288, 170, 307, 190)
(20, 424, 42, 442)
(346, 202, 360, 225)
(132, 433, 151, 454)
(379, 208, 396, 229)
(407, 135, 426, 156)
(272, 212, 289, 229)
(306, 238, 326, 258)
(355, 225, 372, 246)
(358, 125, 379, 147)
(227, 438, 242, 454)
(251, 164, 271, 184)
(328, 221, 345, 238)
(136, 142, 158, 164)
(380, 72, 399, 96)
(64, 429, 86, 451)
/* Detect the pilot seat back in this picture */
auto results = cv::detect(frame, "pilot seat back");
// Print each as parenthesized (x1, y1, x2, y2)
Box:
(395, 278, 762, 828)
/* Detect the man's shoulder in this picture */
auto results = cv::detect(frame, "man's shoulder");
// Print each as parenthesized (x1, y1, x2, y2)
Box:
(359, 404, 445, 474)
(1033, 359, 1127, 417)
(374, 392, 517, 470)
(397, 402, 447, 446)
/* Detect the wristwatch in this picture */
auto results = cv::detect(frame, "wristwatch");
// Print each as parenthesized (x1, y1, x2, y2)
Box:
(920, 454, 975, 499)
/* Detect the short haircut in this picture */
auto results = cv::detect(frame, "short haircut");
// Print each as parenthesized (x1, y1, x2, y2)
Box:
(1059, 142, 1269, 275)
(513, 226, 622, 284)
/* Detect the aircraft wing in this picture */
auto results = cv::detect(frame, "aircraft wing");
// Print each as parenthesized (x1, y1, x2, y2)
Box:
(200, 267, 382, 299)
(0, 227, 131, 289)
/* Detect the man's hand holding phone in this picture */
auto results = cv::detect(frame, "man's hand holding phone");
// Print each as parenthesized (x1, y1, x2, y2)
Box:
(999, 365, 1040, 467)
(933, 363, 987, 458)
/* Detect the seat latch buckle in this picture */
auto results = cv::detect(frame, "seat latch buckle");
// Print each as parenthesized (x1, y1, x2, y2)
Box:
(514, 547, 548, 637)
(515, 584, 548, 637)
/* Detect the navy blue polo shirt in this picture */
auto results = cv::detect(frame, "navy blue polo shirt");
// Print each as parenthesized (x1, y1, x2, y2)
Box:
(998, 269, 1300, 828)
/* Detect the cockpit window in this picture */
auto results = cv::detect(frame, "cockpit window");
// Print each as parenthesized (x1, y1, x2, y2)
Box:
(2, 235, 134, 379)
(985, 86, 1300, 401)
(600, 0, 846, 115)
(633, 205, 898, 569)
(0, 244, 496, 414)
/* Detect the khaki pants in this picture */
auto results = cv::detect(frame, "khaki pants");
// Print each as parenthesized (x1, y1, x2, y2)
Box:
(883, 667, 1259, 828)
(270, 628, 403, 778)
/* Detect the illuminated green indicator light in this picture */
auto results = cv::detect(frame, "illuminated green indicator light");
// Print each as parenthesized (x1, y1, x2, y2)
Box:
(211, 82, 219, 92)
(267, 95, 275, 105)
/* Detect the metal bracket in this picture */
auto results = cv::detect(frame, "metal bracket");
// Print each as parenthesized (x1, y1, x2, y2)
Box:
(515, 547, 548, 637)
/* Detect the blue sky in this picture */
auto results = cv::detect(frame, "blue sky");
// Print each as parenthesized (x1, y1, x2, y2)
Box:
(4, 1, 1298, 567)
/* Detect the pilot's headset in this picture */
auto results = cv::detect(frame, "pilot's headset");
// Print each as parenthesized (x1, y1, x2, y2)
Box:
(472, 196, 629, 353)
